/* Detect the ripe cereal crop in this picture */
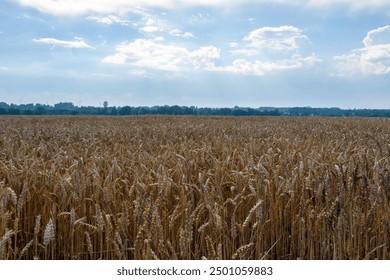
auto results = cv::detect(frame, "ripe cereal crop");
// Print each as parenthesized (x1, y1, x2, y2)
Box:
(0, 115, 389, 259)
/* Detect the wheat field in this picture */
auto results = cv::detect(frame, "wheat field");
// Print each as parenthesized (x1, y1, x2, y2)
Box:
(0, 116, 389, 260)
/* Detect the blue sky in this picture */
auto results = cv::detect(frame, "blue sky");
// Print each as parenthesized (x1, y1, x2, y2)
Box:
(0, 0, 389, 108)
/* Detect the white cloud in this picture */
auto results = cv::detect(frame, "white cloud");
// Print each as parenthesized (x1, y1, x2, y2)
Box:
(103, 24, 320, 76)
(17, 0, 390, 16)
(223, 26, 319, 75)
(133, 13, 168, 35)
(306, 0, 390, 10)
(102, 53, 128, 64)
(140, 26, 162, 33)
(136, 13, 194, 39)
(16, 0, 253, 16)
(0, 66, 9, 71)
(183, 32, 195, 38)
(86, 15, 130, 25)
(230, 26, 311, 59)
(33, 37, 93, 49)
(169, 29, 181, 36)
(334, 26, 390, 75)
(189, 46, 220, 69)
(128, 69, 155, 77)
(170, 29, 195, 38)
(363, 25, 390, 47)
(217, 54, 321, 76)
(17, 0, 133, 16)
(242, 26, 309, 54)
(103, 35, 320, 76)
(274, 0, 390, 11)
(139, 17, 164, 33)
(145, 18, 156, 26)
(103, 39, 220, 71)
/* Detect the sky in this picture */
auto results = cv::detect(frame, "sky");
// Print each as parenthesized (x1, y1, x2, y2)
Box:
(0, 0, 389, 108)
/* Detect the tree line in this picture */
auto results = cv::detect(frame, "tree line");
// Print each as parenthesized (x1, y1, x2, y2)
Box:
(0, 101, 389, 117)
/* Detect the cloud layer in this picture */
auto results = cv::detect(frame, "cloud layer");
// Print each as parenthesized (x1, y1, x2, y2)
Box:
(17, 0, 390, 16)
(33, 37, 93, 49)
(334, 26, 390, 75)
(244, 26, 309, 53)
(103, 25, 320, 76)
(103, 38, 219, 71)
(230, 26, 310, 56)
(86, 15, 130, 26)
(17, 0, 251, 16)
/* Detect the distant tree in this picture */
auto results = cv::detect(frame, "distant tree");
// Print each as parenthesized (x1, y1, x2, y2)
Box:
(170, 105, 182, 115)
(119, 106, 132, 115)
(0, 102, 8, 108)
(0, 100, 390, 117)
(137, 107, 149, 115)
(7, 108, 21, 115)
(219, 108, 232, 115)
(111, 107, 118, 115)
(35, 106, 46, 115)
(54, 102, 74, 110)
(103, 101, 108, 114)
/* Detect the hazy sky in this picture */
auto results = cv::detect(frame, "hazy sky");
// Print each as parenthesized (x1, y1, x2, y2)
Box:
(0, 0, 389, 108)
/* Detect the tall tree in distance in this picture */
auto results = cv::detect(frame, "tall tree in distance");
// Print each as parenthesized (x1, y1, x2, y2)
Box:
(103, 101, 108, 115)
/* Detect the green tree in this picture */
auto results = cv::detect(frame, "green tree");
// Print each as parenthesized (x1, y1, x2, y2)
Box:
(103, 101, 108, 114)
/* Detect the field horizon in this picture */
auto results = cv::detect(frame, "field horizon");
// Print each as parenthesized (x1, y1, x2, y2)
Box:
(1, 102, 390, 118)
